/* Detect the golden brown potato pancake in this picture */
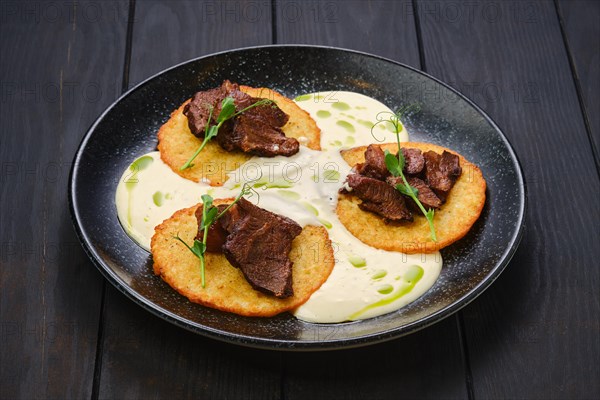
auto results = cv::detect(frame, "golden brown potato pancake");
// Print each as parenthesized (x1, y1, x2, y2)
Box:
(337, 142, 486, 254)
(151, 201, 334, 317)
(157, 86, 321, 186)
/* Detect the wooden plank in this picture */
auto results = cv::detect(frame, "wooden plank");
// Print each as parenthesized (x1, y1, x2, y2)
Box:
(276, 1, 469, 399)
(416, 0, 600, 398)
(275, 0, 421, 68)
(0, 1, 128, 398)
(557, 0, 600, 164)
(283, 318, 468, 400)
(128, 0, 274, 86)
(95, 1, 280, 398)
(98, 285, 282, 399)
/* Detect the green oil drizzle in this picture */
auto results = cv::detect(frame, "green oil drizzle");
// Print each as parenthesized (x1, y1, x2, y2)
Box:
(348, 255, 367, 268)
(295, 94, 312, 102)
(403, 265, 423, 283)
(152, 191, 164, 207)
(377, 284, 394, 295)
(358, 120, 375, 129)
(336, 120, 355, 133)
(332, 102, 351, 111)
(125, 155, 153, 189)
(125, 155, 154, 227)
(329, 140, 343, 147)
(253, 177, 294, 189)
(372, 270, 387, 280)
(277, 190, 301, 201)
(318, 218, 333, 229)
(349, 265, 424, 320)
(323, 169, 340, 181)
(345, 136, 356, 145)
(316, 110, 331, 118)
(131, 155, 153, 171)
(301, 202, 319, 216)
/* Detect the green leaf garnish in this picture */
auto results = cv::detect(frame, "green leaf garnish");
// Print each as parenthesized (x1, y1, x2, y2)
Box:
(375, 104, 436, 241)
(180, 97, 275, 170)
(200, 194, 213, 208)
(173, 183, 257, 287)
(384, 150, 402, 177)
(180, 105, 215, 170)
(173, 234, 207, 287)
(395, 184, 418, 197)
(217, 97, 236, 122)
(173, 235, 205, 259)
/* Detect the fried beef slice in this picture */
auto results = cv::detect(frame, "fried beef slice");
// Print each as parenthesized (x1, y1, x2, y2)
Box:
(386, 176, 442, 210)
(343, 146, 459, 221)
(222, 198, 302, 298)
(401, 148, 425, 175)
(423, 150, 462, 201)
(355, 144, 390, 180)
(183, 80, 299, 157)
(355, 145, 424, 179)
(218, 114, 299, 157)
(183, 85, 228, 137)
(195, 198, 302, 298)
(343, 173, 413, 222)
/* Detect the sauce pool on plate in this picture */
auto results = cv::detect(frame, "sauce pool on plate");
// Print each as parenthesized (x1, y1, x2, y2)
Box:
(115, 91, 442, 323)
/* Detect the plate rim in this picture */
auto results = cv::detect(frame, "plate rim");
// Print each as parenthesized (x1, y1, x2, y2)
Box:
(68, 44, 527, 350)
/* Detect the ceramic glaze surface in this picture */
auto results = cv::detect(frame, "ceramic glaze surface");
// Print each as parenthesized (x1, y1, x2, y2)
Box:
(69, 46, 525, 350)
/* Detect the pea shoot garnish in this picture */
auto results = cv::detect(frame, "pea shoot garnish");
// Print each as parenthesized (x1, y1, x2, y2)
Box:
(180, 97, 275, 170)
(173, 183, 256, 287)
(371, 105, 437, 242)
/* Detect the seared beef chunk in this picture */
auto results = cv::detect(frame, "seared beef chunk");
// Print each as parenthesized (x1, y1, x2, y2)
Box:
(342, 145, 461, 222)
(194, 198, 301, 298)
(183, 80, 298, 157)
(354, 145, 424, 179)
(221, 90, 296, 156)
(387, 176, 442, 210)
(183, 85, 228, 137)
(423, 150, 462, 199)
(401, 148, 425, 175)
(406, 176, 442, 210)
(221, 198, 302, 298)
(230, 91, 289, 127)
(218, 202, 243, 234)
(355, 144, 390, 180)
(343, 173, 413, 222)
(217, 114, 299, 156)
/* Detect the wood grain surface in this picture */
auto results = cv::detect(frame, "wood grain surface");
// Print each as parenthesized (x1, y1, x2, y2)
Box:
(95, 1, 280, 399)
(1, 0, 598, 399)
(557, 0, 599, 167)
(417, 0, 600, 398)
(0, 1, 128, 399)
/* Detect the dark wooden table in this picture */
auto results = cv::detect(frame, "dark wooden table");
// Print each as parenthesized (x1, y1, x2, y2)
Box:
(2, 1, 599, 399)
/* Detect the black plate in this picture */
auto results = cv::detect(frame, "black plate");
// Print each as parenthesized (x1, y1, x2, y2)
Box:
(69, 45, 525, 350)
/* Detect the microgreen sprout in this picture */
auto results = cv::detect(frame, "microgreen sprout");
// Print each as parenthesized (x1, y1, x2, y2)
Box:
(173, 183, 257, 287)
(371, 104, 436, 241)
(180, 97, 275, 170)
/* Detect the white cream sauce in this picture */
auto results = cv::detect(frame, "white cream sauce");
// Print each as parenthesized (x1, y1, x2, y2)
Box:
(115, 91, 442, 323)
